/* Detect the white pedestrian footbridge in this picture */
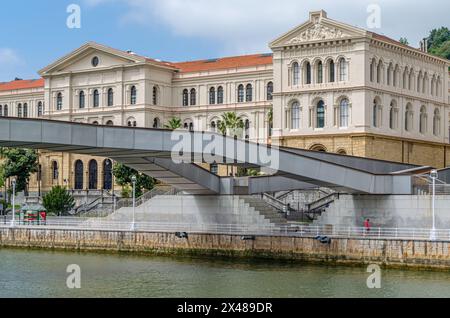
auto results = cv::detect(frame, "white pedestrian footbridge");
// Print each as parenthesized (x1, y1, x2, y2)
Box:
(0, 117, 432, 195)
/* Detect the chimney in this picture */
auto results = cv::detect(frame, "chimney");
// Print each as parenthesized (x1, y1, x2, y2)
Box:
(420, 38, 428, 53)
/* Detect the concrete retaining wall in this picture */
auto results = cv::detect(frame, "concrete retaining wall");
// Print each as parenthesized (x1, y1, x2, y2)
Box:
(1, 228, 450, 270)
(315, 195, 450, 228)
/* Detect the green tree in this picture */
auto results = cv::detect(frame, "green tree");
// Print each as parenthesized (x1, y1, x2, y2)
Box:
(42, 186, 75, 216)
(427, 27, 450, 60)
(112, 163, 155, 197)
(0, 148, 38, 196)
(399, 37, 409, 45)
(164, 117, 182, 130)
(432, 40, 450, 59)
(218, 112, 244, 137)
(0, 165, 5, 189)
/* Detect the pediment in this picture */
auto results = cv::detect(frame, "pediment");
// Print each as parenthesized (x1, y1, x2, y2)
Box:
(39, 42, 146, 76)
(270, 11, 368, 48)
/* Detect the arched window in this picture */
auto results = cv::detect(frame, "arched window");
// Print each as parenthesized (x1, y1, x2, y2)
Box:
(217, 86, 224, 104)
(417, 72, 422, 93)
(153, 118, 160, 128)
(389, 101, 397, 130)
(88, 160, 98, 190)
(37, 101, 43, 117)
(210, 121, 217, 133)
(329, 60, 335, 83)
(23, 103, 28, 118)
(103, 159, 113, 190)
(291, 101, 300, 130)
(106, 120, 114, 126)
(387, 63, 393, 86)
(310, 144, 327, 152)
(209, 87, 216, 105)
(370, 59, 376, 82)
(317, 61, 323, 84)
(339, 58, 348, 82)
(79, 91, 85, 109)
(393, 65, 399, 87)
(244, 119, 250, 140)
(130, 85, 137, 105)
(377, 61, 383, 83)
(267, 82, 273, 101)
(107, 88, 114, 106)
(431, 77, 436, 96)
(189, 122, 194, 132)
(74, 160, 84, 190)
(405, 104, 413, 132)
(419, 106, 427, 134)
(93, 89, 100, 107)
(422, 74, 428, 94)
(52, 161, 59, 180)
(403, 68, 408, 89)
(182, 89, 189, 106)
(433, 108, 441, 136)
(292, 62, 300, 85)
(436, 77, 441, 97)
(153, 86, 159, 105)
(409, 70, 414, 90)
(17, 104, 22, 117)
(190, 88, 196, 106)
(92, 121, 99, 125)
(316, 101, 325, 128)
(237, 84, 245, 103)
(339, 99, 349, 128)
(305, 62, 312, 84)
(3, 105, 8, 117)
(56, 93, 63, 110)
(245, 84, 253, 102)
(373, 99, 381, 128)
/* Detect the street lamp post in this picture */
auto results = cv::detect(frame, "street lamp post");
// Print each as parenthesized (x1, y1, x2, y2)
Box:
(430, 169, 438, 241)
(10, 179, 16, 228)
(131, 175, 137, 231)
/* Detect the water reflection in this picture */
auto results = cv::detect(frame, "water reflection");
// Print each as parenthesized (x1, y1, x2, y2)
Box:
(0, 249, 449, 298)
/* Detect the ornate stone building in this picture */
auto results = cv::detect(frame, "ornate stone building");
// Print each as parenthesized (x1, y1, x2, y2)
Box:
(0, 10, 449, 194)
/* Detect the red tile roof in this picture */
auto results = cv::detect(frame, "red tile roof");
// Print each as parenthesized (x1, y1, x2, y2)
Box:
(171, 54, 273, 73)
(0, 79, 44, 92)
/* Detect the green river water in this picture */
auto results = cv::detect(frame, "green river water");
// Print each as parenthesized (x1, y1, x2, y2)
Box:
(0, 248, 449, 298)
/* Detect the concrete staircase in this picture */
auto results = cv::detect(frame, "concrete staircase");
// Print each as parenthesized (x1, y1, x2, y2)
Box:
(239, 196, 288, 227)
(86, 195, 294, 232)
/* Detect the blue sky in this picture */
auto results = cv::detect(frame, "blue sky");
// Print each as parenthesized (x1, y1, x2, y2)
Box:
(0, 0, 449, 82)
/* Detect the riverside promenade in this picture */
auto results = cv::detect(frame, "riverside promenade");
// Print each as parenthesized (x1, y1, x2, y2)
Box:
(1, 223, 450, 270)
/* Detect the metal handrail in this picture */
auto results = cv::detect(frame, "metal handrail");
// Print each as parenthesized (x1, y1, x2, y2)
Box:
(307, 193, 339, 211)
(2, 217, 450, 241)
(115, 186, 175, 210)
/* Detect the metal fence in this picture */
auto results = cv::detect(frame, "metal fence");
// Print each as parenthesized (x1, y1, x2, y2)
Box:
(1, 216, 449, 241)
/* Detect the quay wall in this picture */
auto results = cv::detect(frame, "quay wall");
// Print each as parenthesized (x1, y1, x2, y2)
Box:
(1, 228, 450, 270)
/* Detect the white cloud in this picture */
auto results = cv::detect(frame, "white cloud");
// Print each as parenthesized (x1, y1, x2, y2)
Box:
(0, 48, 22, 66)
(84, 0, 450, 54)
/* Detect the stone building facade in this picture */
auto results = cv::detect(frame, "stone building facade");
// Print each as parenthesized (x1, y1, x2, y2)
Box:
(0, 10, 449, 195)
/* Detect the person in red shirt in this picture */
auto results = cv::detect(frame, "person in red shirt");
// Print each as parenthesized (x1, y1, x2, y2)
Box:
(364, 219, 371, 234)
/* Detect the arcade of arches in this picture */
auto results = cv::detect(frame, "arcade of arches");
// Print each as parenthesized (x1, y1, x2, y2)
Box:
(28, 152, 117, 194)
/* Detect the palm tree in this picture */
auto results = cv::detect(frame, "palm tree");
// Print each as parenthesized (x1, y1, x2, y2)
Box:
(164, 117, 182, 130)
(218, 112, 244, 137)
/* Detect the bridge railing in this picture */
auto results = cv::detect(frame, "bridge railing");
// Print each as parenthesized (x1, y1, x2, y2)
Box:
(1, 217, 449, 241)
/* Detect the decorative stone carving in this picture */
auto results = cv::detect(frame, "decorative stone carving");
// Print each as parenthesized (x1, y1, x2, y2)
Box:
(287, 23, 349, 44)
